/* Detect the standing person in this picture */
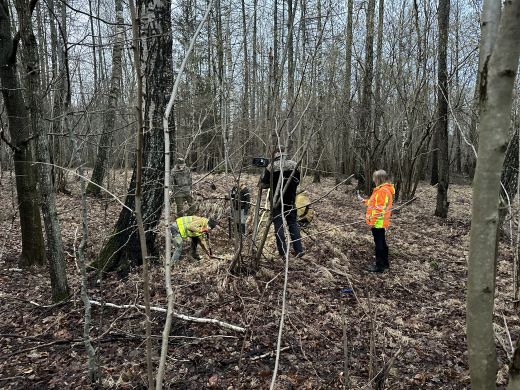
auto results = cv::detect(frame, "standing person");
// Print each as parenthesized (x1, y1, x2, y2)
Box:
(230, 183, 251, 234)
(260, 148, 304, 258)
(362, 170, 395, 273)
(171, 157, 194, 216)
(170, 216, 218, 262)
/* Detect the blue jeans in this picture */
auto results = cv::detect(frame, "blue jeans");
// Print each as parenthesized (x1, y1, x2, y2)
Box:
(272, 208, 303, 256)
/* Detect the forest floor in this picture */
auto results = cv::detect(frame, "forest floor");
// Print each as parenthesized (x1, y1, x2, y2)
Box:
(0, 170, 518, 389)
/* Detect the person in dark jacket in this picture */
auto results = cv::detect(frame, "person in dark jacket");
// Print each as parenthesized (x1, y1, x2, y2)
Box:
(260, 148, 303, 258)
(230, 183, 251, 234)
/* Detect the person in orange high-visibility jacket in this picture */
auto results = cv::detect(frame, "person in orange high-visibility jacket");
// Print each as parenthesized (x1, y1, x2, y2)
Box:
(170, 216, 218, 262)
(362, 170, 395, 273)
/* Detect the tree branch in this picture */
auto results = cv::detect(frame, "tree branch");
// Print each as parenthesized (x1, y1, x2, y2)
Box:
(89, 299, 245, 333)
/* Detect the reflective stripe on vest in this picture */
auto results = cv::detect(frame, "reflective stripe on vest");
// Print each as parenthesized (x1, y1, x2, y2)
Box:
(177, 216, 206, 238)
(177, 216, 193, 238)
(373, 191, 389, 228)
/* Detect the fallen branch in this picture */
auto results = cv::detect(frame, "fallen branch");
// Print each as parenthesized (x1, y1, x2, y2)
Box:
(251, 346, 290, 361)
(0, 337, 75, 359)
(89, 300, 246, 333)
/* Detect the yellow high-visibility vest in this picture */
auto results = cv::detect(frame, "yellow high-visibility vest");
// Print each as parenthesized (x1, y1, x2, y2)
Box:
(176, 216, 208, 238)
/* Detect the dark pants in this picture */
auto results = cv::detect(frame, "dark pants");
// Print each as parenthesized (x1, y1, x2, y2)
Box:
(190, 236, 199, 255)
(273, 208, 303, 256)
(371, 228, 389, 268)
(231, 208, 247, 234)
(170, 224, 199, 262)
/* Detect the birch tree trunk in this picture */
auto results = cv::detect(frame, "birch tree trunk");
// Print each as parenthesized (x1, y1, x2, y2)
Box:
(467, 0, 520, 387)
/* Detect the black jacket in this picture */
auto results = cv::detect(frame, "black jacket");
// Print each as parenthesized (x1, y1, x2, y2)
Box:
(261, 157, 300, 209)
(230, 186, 251, 213)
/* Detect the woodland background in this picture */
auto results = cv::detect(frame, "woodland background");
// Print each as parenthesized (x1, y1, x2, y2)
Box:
(0, 0, 519, 388)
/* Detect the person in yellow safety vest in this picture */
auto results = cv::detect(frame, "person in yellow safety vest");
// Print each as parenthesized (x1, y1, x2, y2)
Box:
(361, 170, 395, 273)
(170, 216, 218, 262)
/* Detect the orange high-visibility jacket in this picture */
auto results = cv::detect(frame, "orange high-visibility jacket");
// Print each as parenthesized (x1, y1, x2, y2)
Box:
(365, 183, 395, 228)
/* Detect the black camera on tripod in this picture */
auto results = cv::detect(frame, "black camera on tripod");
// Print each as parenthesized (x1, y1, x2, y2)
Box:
(252, 157, 270, 168)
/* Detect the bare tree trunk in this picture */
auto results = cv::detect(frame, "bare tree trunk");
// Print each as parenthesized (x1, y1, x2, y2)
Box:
(49, 0, 67, 193)
(360, 0, 376, 194)
(157, 5, 212, 386)
(240, 0, 249, 128)
(0, 0, 46, 268)
(466, 0, 501, 180)
(467, 0, 520, 388)
(286, 0, 295, 142)
(434, 0, 450, 218)
(342, 0, 353, 175)
(373, 0, 384, 141)
(77, 165, 99, 385)
(87, 0, 124, 196)
(15, 0, 70, 301)
(126, 0, 154, 386)
(251, 0, 257, 145)
(94, 0, 172, 276)
(510, 336, 520, 389)
(499, 129, 519, 227)
(88, 0, 98, 91)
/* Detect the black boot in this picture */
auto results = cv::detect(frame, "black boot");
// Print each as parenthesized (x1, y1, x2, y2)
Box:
(367, 263, 385, 273)
(383, 244, 389, 269)
(190, 251, 202, 261)
(190, 238, 201, 260)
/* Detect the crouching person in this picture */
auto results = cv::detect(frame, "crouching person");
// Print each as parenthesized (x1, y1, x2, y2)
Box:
(170, 216, 218, 262)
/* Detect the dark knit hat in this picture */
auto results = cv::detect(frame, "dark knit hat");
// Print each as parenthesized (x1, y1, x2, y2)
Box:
(208, 218, 218, 229)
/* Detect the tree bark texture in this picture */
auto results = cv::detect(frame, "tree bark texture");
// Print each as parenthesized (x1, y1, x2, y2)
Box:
(467, 0, 520, 388)
(342, 0, 353, 176)
(499, 129, 519, 226)
(509, 335, 520, 389)
(0, 0, 46, 267)
(360, 0, 376, 194)
(15, 0, 70, 301)
(434, 0, 450, 218)
(95, 0, 172, 275)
